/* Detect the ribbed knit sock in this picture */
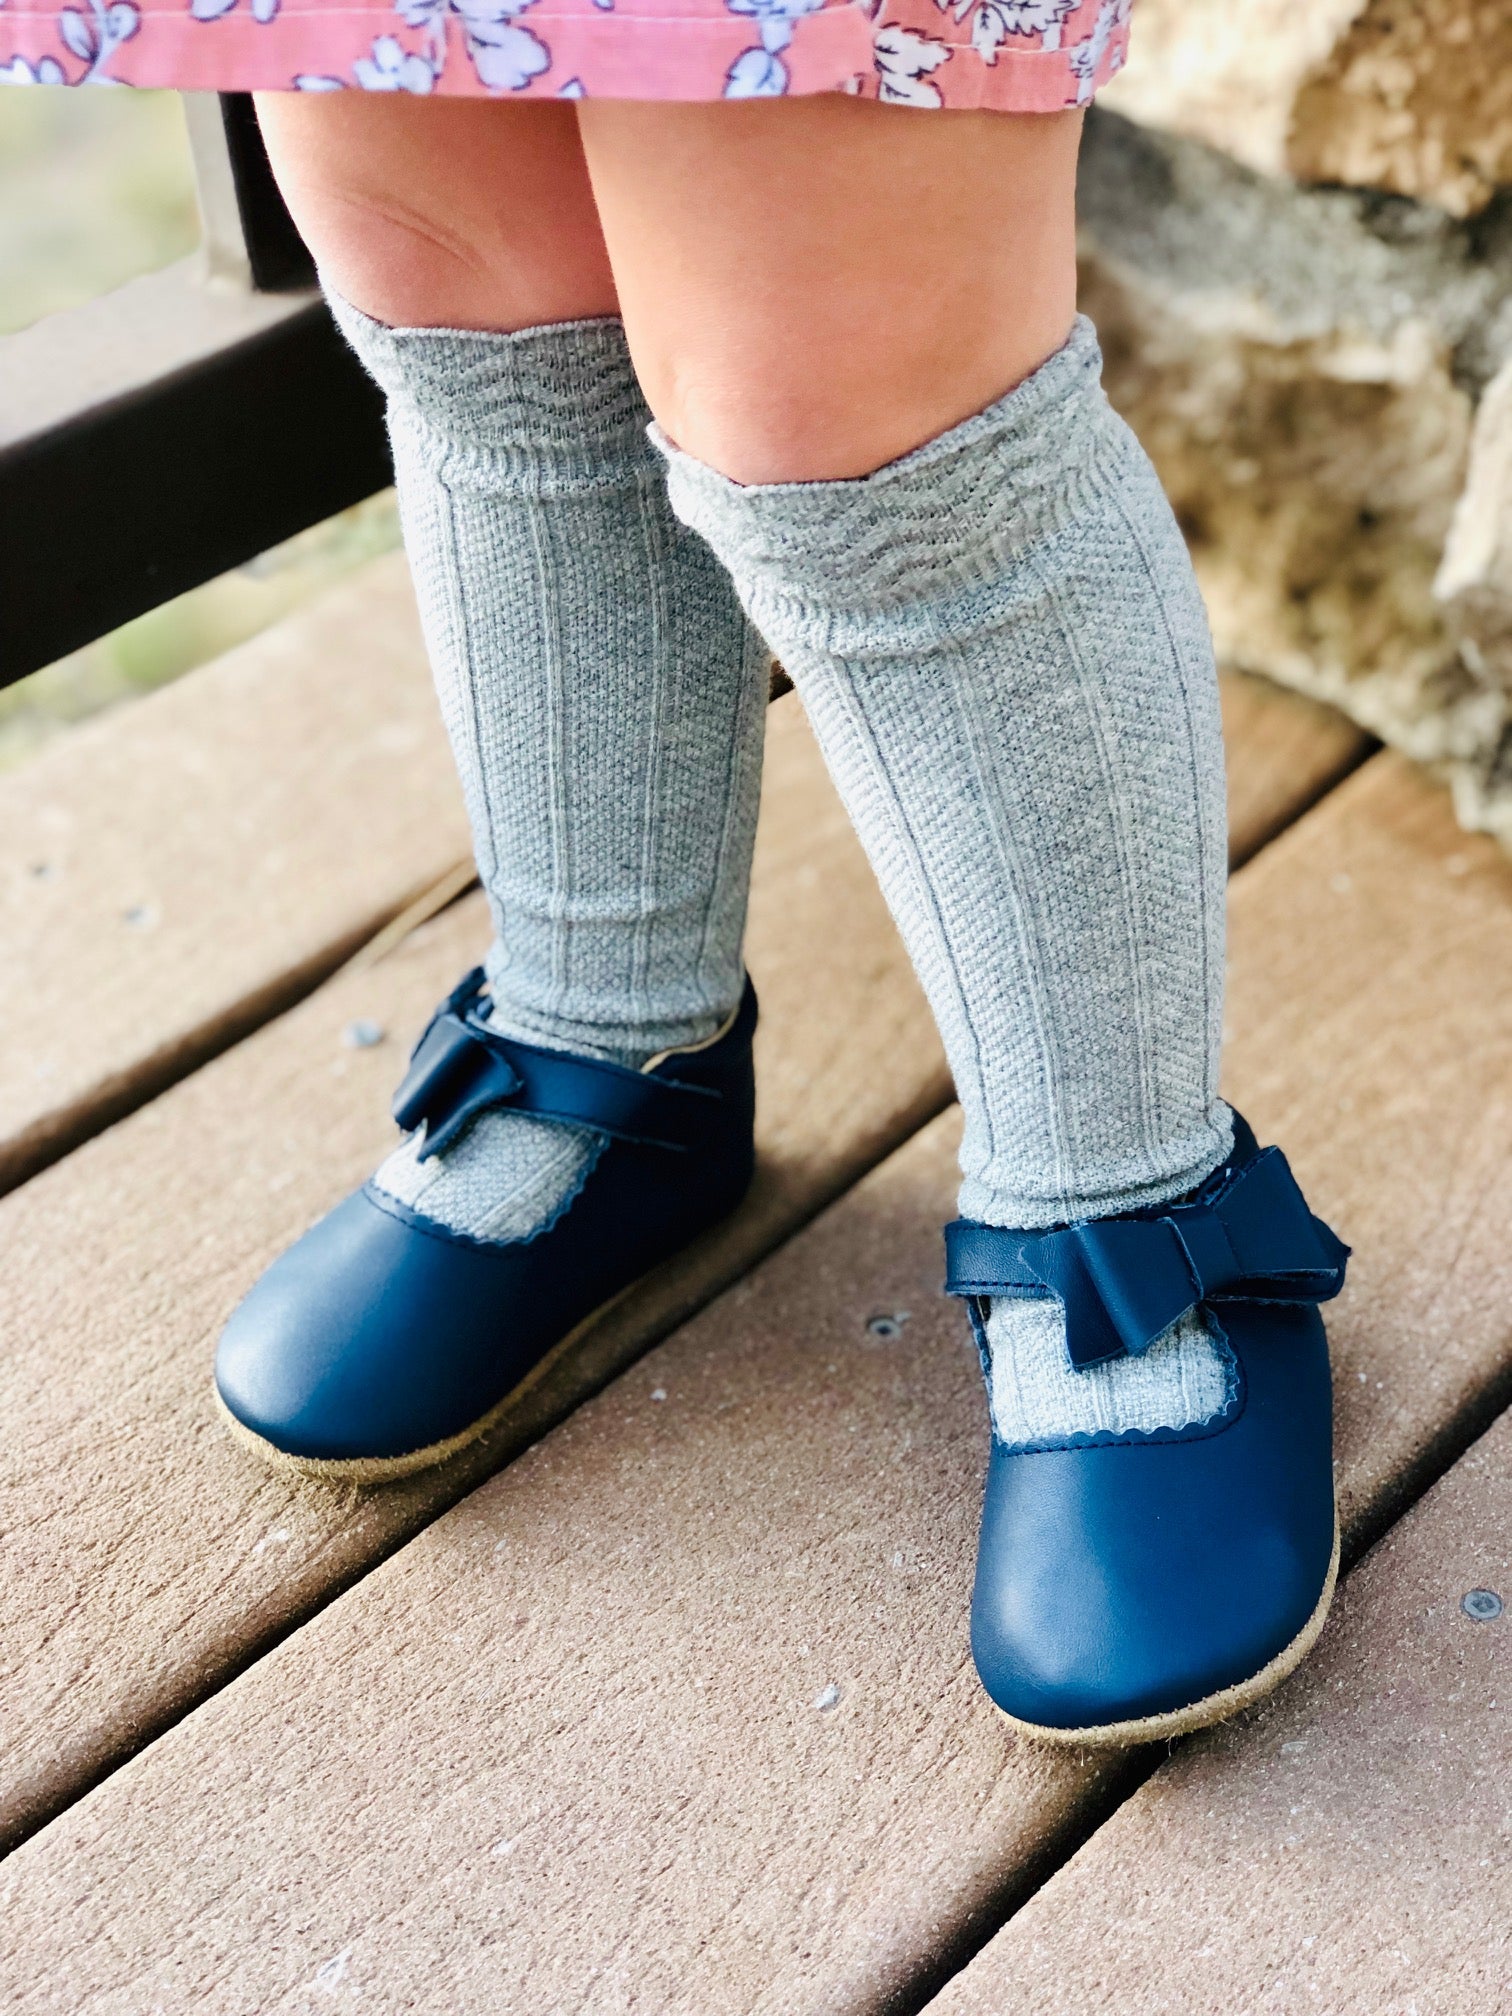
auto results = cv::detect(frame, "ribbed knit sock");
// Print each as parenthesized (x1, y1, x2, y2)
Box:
(656, 317, 1235, 1447)
(326, 289, 769, 1244)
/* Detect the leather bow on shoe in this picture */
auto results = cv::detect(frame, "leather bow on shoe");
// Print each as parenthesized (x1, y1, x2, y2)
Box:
(393, 966, 725, 1162)
(945, 1123, 1350, 1370)
(216, 970, 759, 1477)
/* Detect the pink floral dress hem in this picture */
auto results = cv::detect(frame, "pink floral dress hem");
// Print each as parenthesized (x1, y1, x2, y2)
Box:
(0, 0, 1131, 112)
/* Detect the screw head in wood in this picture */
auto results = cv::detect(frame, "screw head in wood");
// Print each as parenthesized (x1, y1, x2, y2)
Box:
(865, 1312, 909, 1341)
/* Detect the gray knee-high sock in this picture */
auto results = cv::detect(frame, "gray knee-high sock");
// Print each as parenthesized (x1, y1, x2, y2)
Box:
(656, 317, 1235, 1446)
(327, 289, 769, 1244)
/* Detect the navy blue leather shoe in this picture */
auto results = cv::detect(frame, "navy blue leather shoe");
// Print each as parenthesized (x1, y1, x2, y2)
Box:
(946, 1114, 1349, 1745)
(216, 970, 757, 1480)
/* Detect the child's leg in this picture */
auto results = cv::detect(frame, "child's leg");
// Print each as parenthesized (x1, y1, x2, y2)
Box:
(575, 96, 1347, 1746)
(578, 93, 1083, 486)
(254, 94, 619, 332)
(256, 97, 770, 1243)
(578, 96, 1234, 1447)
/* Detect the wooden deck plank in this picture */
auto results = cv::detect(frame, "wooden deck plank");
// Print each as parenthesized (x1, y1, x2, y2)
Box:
(1219, 667, 1370, 868)
(0, 614, 1349, 1856)
(0, 558, 1365, 1206)
(1220, 752, 1512, 1547)
(0, 552, 470, 1195)
(0, 696, 949, 1856)
(4, 1109, 1077, 2016)
(4, 751, 1512, 2011)
(926, 1408, 1512, 2016)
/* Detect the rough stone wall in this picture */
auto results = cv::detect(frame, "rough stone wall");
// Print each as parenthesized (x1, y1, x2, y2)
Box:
(1080, 109, 1512, 846)
(1103, 0, 1512, 218)
(1292, 0, 1512, 221)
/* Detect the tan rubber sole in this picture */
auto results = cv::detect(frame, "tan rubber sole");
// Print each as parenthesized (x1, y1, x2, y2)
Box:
(997, 1513, 1341, 1749)
(213, 1272, 644, 1486)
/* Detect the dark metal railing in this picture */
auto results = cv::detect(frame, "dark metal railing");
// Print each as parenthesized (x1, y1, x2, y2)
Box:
(0, 94, 392, 688)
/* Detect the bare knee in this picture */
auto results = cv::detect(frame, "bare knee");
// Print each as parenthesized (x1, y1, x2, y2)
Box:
(642, 349, 924, 485)
(269, 160, 497, 330)
(254, 93, 618, 332)
(639, 312, 1075, 486)
(580, 96, 1083, 483)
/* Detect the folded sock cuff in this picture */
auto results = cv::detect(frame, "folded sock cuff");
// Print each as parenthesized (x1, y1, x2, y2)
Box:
(321, 276, 652, 481)
(652, 315, 1132, 618)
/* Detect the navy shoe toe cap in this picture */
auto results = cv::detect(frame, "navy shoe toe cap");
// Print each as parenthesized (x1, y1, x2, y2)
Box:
(970, 1304, 1336, 1736)
(214, 1188, 521, 1463)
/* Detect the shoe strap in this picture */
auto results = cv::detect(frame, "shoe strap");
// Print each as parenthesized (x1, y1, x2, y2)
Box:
(944, 1115, 1350, 1371)
(392, 968, 726, 1162)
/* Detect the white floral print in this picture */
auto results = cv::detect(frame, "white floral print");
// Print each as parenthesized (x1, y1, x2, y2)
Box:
(2, 0, 1133, 110)
(2, 0, 138, 82)
(299, 0, 551, 92)
(723, 0, 827, 99)
(1066, 0, 1126, 102)
(932, 0, 1076, 67)
(458, 3, 550, 87)
(0, 50, 66, 78)
(873, 19, 950, 105)
(190, 0, 279, 26)
(354, 29, 437, 85)
(393, 0, 549, 90)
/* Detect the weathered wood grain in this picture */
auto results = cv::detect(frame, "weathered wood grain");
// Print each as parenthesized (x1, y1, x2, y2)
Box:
(5, 753, 1512, 2013)
(0, 697, 948, 1856)
(928, 1409, 1512, 2016)
(1221, 753, 1512, 1549)
(1219, 666, 1370, 868)
(0, 553, 470, 1195)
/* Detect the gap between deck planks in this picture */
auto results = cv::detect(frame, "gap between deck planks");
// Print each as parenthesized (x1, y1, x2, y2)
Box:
(3, 749, 1511, 2012)
(0, 695, 947, 1856)
(924, 1407, 1512, 2016)
(0, 565, 1357, 1853)
(0, 554, 471, 1198)
(0, 529, 1365, 1202)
